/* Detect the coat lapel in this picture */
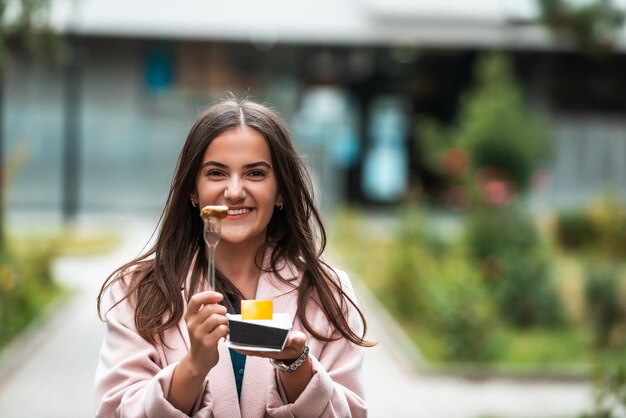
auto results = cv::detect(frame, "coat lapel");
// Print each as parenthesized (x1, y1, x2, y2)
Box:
(240, 259, 301, 416)
(209, 342, 242, 418)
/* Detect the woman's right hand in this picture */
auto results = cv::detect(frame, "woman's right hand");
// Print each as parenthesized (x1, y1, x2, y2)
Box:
(169, 291, 228, 413)
(184, 291, 229, 374)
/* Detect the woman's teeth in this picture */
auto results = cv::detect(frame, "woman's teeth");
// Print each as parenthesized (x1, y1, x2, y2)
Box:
(228, 208, 251, 216)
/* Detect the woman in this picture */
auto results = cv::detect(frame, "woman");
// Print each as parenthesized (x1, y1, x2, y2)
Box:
(94, 97, 372, 417)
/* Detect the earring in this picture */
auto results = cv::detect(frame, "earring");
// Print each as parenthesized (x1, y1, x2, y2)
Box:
(191, 199, 198, 207)
(276, 203, 284, 211)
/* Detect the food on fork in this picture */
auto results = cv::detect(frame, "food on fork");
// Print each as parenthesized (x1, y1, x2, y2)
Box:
(200, 205, 229, 219)
(241, 299, 273, 320)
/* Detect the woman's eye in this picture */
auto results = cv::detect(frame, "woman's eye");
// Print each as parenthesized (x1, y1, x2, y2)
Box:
(206, 170, 226, 178)
(248, 170, 265, 179)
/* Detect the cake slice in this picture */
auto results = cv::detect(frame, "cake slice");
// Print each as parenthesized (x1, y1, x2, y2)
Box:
(241, 299, 273, 320)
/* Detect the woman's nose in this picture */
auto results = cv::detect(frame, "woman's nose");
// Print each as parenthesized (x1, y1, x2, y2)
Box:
(224, 177, 245, 201)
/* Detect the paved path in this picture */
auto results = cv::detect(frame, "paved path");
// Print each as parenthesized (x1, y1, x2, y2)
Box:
(0, 218, 594, 417)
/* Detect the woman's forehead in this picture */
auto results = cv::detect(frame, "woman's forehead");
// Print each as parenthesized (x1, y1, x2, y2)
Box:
(202, 126, 273, 164)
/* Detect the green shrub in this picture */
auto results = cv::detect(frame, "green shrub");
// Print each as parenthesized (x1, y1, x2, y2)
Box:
(464, 204, 539, 263)
(0, 241, 62, 349)
(584, 263, 626, 349)
(417, 53, 552, 194)
(585, 196, 626, 259)
(555, 210, 598, 252)
(427, 257, 499, 362)
(496, 253, 563, 327)
(579, 363, 626, 418)
(383, 210, 436, 318)
(456, 54, 552, 192)
(464, 204, 563, 328)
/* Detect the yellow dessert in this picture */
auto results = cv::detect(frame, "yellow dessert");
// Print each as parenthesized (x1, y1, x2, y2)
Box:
(241, 299, 273, 320)
(200, 205, 229, 219)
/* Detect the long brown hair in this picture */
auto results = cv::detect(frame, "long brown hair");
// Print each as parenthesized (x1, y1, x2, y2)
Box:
(97, 97, 373, 347)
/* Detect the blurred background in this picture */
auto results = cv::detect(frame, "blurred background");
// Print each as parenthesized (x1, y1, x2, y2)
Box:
(2, 0, 626, 417)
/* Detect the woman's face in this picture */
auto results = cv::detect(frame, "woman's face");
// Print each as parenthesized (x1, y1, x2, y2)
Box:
(193, 126, 281, 248)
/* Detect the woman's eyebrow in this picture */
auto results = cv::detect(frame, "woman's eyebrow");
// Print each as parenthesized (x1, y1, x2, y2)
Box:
(200, 161, 272, 169)
(242, 161, 272, 170)
(200, 161, 227, 169)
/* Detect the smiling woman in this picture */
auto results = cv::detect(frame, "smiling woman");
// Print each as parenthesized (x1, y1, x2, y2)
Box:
(192, 126, 281, 251)
(94, 97, 373, 418)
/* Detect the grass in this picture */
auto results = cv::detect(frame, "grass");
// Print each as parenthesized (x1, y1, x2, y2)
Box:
(9, 229, 120, 257)
(0, 229, 119, 351)
(329, 207, 625, 376)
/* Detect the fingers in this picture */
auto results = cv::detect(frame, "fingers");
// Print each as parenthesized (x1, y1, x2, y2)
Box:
(185, 291, 229, 347)
(194, 312, 229, 337)
(238, 331, 308, 361)
(187, 291, 224, 313)
(284, 331, 306, 353)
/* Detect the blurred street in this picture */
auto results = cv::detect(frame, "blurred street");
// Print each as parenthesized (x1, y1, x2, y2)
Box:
(0, 217, 593, 418)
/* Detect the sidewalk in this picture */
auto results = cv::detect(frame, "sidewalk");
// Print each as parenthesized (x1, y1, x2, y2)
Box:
(0, 217, 593, 417)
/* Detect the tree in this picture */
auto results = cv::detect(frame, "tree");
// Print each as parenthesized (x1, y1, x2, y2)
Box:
(418, 53, 552, 201)
(537, 0, 625, 55)
(0, 0, 56, 249)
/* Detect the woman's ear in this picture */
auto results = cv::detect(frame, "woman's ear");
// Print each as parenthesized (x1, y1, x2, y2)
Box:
(275, 195, 284, 210)
(190, 191, 199, 207)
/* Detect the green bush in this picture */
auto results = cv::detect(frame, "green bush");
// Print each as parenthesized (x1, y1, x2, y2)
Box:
(496, 253, 563, 327)
(464, 204, 563, 328)
(380, 209, 498, 362)
(427, 257, 498, 362)
(580, 363, 626, 418)
(584, 263, 626, 349)
(555, 210, 598, 252)
(456, 54, 552, 192)
(383, 210, 435, 318)
(464, 204, 539, 263)
(587, 197, 626, 260)
(417, 53, 552, 194)
(0, 241, 62, 349)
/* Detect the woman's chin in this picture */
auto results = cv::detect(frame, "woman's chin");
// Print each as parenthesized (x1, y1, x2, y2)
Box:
(219, 233, 265, 247)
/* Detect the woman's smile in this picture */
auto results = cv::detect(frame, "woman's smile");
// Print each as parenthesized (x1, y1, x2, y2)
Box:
(227, 207, 254, 218)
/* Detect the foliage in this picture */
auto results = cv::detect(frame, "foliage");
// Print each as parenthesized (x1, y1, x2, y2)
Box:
(464, 203, 563, 327)
(580, 363, 626, 418)
(426, 256, 498, 362)
(555, 210, 598, 252)
(455, 54, 552, 192)
(496, 252, 563, 327)
(384, 235, 431, 319)
(584, 263, 626, 349)
(383, 208, 444, 318)
(464, 203, 539, 262)
(330, 207, 625, 370)
(0, 238, 63, 349)
(417, 53, 552, 196)
(538, 0, 625, 55)
(553, 196, 626, 258)
(0, 0, 58, 65)
(0, 0, 59, 252)
(339, 207, 498, 362)
(587, 196, 626, 259)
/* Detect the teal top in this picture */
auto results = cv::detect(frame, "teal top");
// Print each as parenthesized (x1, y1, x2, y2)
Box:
(226, 292, 246, 400)
(228, 348, 246, 400)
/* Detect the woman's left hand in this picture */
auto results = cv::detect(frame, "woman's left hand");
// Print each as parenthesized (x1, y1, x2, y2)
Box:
(236, 330, 313, 403)
(234, 330, 307, 361)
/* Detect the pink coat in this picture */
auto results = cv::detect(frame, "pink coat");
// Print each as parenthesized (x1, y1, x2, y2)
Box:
(94, 260, 367, 418)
